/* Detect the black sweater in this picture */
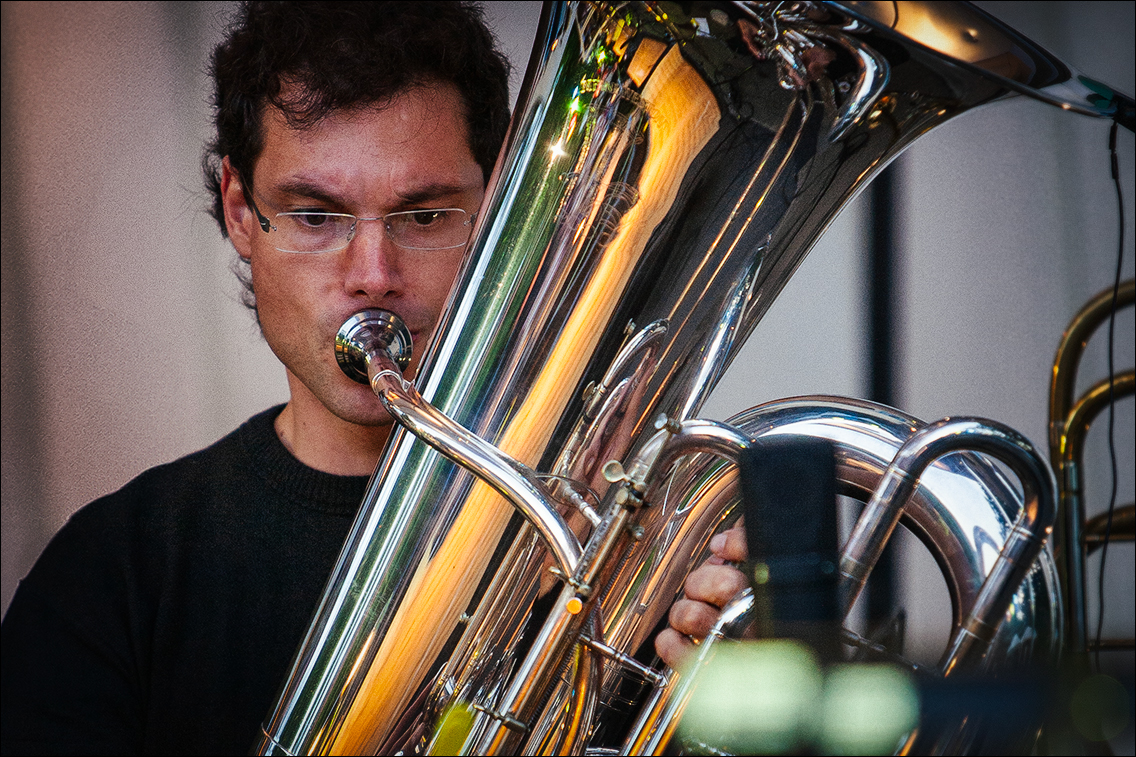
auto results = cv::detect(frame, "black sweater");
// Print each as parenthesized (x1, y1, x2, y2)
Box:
(1, 406, 368, 755)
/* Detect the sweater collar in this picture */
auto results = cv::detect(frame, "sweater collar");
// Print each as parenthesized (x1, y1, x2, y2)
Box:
(238, 405, 369, 515)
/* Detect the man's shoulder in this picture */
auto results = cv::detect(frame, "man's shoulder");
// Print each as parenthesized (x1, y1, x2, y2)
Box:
(120, 404, 282, 495)
(60, 405, 286, 545)
(11, 406, 285, 599)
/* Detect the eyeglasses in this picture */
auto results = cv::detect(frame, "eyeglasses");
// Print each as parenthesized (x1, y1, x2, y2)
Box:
(244, 188, 475, 254)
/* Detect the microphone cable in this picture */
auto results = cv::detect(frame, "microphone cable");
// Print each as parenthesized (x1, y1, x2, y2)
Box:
(1093, 119, 1126, 672)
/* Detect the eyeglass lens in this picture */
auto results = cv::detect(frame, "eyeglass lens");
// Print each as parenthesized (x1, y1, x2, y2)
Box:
(272, 209, 470, 253)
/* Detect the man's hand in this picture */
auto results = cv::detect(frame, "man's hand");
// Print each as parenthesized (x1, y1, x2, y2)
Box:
(655, 525, 749, 669)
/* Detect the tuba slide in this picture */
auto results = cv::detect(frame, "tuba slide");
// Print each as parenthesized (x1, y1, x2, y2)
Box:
(256, 3, 1133, 754)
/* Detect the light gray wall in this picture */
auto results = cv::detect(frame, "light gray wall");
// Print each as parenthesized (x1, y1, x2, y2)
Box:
(3, 2, 1132, 675)
(3, 0, 282, 610)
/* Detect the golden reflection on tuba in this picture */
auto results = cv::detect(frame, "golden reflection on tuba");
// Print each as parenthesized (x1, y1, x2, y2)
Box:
(256, 2, 1134, 754)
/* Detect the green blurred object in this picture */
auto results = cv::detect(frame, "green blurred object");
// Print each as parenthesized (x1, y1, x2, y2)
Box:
(818, 664, 919, 755)
(680, 640, 921, 755)
(1070, 674, 1130, 742)
(681, 640, 823, 754)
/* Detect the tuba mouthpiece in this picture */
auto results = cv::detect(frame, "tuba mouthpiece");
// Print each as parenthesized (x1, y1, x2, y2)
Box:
(335, 309, 413, 384)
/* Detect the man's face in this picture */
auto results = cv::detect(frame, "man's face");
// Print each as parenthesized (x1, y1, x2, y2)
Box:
(224, 83, 484, 427)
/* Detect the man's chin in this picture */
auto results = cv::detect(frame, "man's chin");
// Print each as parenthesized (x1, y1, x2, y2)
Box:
(331, 401, 397, 429)
(314, 379, 394, 427)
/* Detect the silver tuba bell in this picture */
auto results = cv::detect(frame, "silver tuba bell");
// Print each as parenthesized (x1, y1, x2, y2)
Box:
(256, 2, 1132, 754)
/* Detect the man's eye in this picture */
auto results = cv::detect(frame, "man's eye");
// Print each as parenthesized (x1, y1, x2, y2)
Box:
(297, 212, 331, 228)
(409, 210, 444, 226)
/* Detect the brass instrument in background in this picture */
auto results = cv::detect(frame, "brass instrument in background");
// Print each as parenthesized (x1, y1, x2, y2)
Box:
(1048, 279, 1135, 657)
(256, 2, 1134, 754)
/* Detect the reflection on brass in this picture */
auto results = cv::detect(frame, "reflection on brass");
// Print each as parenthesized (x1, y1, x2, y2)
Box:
(1085, 505, 1135, 553)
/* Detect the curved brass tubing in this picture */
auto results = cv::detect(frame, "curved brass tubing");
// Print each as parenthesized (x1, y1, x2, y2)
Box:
(1085, 505, 1135, 554)
(1049, 278, 1135, 655)
(1058, 371, 1136, 653)
(1048, 279, 1134, 463)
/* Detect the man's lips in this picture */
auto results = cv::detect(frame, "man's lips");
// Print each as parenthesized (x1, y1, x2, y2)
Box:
(329, 309, 429, 337)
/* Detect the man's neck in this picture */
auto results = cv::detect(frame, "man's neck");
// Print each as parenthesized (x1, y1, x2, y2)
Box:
(275, 380, 391, 477)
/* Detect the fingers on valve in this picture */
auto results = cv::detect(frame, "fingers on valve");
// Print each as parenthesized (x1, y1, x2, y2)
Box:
(655, 627, 695, 669)
(668, 597, 722, 639)
(683, 564, 749, 607)
(708, 526, 748, 562)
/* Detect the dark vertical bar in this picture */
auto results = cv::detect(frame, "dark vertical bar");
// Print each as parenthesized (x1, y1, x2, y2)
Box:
(740, 439, 842, 664)
(865, 161, 901, 637)
(869, 164, 897, 407)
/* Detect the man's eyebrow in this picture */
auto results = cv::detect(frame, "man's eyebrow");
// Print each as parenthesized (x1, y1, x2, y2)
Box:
(272, 179, 343, 206)
(396, 182, 481, 206)
(270, 178, 479, 207)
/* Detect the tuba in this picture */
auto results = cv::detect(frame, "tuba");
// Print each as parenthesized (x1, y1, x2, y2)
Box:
(257, 2, 1133, 754)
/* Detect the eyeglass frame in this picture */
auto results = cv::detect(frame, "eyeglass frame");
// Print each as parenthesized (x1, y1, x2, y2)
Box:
(239, 182, 477, 254)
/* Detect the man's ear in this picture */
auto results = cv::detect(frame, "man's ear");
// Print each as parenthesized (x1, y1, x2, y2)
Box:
(221, 156, 255, 260)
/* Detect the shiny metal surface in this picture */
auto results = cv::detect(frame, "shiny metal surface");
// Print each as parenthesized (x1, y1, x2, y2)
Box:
(590, 397, 1062, 754)
(258, 2, 1107, 754)
(1049, 280, 1135, 460)
(837, 1, 1135, 127)
(1058, 372, 1136, 653)
(349, 311, 584, 579)
(334, 309, 412, 382)
(838, 418, 1056, 674)
(469, 419, 760, 754)
(625, 588, 756, 757)
(596, 397, 1061, 674)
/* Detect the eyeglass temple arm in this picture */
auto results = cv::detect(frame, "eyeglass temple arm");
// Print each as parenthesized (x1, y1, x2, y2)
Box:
(238, 179, 273, 233)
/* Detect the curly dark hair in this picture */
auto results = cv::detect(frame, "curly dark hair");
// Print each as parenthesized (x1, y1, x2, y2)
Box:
(202, 1, 512, 315)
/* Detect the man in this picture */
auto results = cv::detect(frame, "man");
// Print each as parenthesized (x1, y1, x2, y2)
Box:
(1, 3, 510, 753)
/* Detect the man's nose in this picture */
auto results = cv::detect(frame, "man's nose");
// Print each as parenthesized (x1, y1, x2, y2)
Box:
(342, 218, 401, 298)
